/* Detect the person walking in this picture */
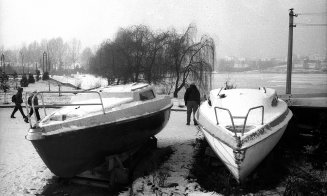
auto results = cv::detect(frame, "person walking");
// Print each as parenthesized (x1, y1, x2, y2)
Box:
(11, 87, 28, 122)
(184, 82, 200, 125)
(27, 91, 41, 122)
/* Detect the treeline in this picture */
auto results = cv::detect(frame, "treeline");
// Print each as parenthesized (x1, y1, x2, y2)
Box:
(218, 58, 283, 72)
(89, 24, 215, 97)
(1, 24, 216, 97)
(0, 38, 93, 74)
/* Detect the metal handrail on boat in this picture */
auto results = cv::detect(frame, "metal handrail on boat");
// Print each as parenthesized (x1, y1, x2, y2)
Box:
(24, 90, 105, 128)
(259, 87, 266, 93)
(214, 106, 264, 136)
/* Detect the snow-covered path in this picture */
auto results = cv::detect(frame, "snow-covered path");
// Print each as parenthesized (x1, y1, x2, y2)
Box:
(0, 108, 219, 195)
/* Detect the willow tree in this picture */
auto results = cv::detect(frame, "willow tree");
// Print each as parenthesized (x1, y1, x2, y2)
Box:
(167, 24, 215, 97)
(89, 25, 171, 84)
(88, 24, 215, 90)
(143, 31, 170, 83)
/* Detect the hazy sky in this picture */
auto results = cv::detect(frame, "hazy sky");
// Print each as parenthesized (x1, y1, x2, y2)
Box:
(0, 0, 326, 58)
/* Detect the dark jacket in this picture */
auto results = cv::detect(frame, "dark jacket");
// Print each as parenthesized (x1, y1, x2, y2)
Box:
(184, 84, 200, 105)
(15, 89, 24, 105)
(28, 94, 38, 106)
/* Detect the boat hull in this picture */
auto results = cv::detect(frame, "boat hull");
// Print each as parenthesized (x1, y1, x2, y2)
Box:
(28, 106, 172, 177)
(200, 123, 288, 181)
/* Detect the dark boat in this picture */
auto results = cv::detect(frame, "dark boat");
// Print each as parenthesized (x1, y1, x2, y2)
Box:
(25, 83, 172, 177)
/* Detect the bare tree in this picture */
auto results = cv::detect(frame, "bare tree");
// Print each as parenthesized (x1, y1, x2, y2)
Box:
(55, 38, 67, 71)
(167, 24, 215, 97)
(80, 47, 93, 70)
(88, 24, 215, 91)
(19, 46, 27, 74)
(26, 41, 43, 72)
(144, 31, 170, 83)
(46, 37, 66, 71)
(69, 38, 82, 69)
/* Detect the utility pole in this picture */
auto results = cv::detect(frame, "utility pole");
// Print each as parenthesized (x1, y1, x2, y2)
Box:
(286, 8, 297, 94)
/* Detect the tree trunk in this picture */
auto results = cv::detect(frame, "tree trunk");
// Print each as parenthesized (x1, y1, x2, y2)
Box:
(173, 90, 178, 98)
(173, 81, 186, 98)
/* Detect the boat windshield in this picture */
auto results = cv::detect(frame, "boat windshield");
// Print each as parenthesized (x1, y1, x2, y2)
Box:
(140, 90, 155, 101)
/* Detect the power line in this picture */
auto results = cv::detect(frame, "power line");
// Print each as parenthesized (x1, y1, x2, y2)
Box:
(295, 23, 327, 27)
(297, 12, 327, 16)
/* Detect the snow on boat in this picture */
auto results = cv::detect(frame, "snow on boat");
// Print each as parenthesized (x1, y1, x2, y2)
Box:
(195, 87, 293, 182)
(25, 83, 172, 177)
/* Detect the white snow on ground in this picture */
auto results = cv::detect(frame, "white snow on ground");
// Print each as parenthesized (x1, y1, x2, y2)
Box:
(117, 111, 219, 196)
(0, 108, 56, 196)
(0, 108, 221, 196)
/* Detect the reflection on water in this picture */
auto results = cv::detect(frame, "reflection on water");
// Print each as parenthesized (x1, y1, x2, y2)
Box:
(212, 73, 327, 94)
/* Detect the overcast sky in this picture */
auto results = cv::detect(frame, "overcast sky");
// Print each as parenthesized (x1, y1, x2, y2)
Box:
(0, 0, 326, 58)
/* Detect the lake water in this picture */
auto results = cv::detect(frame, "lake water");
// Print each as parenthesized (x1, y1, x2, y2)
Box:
(212, 73, 327, 95)
(53, 73, 327, 95)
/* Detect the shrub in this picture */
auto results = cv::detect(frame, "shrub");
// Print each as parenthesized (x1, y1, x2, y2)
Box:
(13, 71, 18, 80)
(42, 71, 49, 80)
(20, 74, 29, 87)
(0, 72, 10, 93)
(28, 73, 35, 83)
(0, 72, 9, 82)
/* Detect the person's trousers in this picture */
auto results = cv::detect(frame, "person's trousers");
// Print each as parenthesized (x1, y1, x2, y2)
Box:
(29, 108, 41, 121)
(11, 104, 26, 118)
(186, 101, 199, 124)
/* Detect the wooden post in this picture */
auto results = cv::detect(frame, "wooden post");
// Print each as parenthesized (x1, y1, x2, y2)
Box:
(58, 83, 61, 96)
(1, 54, 4, 73)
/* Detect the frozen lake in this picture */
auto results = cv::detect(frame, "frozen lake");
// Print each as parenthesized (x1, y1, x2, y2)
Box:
(212, 73, 327, 95)
(52, 72, 327, 95)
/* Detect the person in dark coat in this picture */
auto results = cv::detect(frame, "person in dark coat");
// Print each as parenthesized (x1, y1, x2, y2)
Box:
(11, 87, 28, 122)
(184, 83, 200, 125)
(27, 91, 41, 122)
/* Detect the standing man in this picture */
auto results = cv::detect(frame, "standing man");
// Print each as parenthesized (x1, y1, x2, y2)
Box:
(27, 91, 41, 122)
(184, 82, 200, 125)
(11, 87, 28, 122)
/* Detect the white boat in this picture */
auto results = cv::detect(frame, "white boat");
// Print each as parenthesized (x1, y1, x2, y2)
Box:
(195, 87, 293, 182)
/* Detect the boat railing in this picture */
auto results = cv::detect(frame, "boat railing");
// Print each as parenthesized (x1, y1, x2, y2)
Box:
(24, 90, 105, 128)
(214, 106, 264, 136)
